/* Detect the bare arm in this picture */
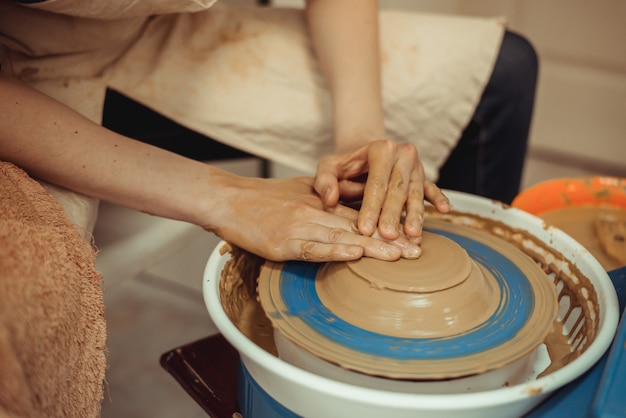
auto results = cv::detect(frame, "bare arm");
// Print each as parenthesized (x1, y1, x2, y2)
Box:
(0, 73, 413, 261)
(305, 0, 450, 246)
(0, 74, 214, 225)
(305, 0, 384, 151)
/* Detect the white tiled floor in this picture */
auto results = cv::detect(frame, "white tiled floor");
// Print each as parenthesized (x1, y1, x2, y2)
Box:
(101, 266, 216, 418)
(96, 159, 262, 418)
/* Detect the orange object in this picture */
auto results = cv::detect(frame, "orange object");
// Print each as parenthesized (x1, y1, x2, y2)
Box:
(512, 176, 626, 215)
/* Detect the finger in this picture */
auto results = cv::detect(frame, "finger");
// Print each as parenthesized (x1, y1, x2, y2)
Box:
(314, 158, 342, 207)
(286, 226, 402, 262)
(370, 228, 422, 259)
(336, 179, 366, 201)
(424, 181, 451, 213)
(358, 141, 396, 236)
(402, 165, 426, 240)
(314, 152, 369, 207)
(286, 240, 365, 262)
(308, 205, 422, 259)
(377, 149, 418, 240)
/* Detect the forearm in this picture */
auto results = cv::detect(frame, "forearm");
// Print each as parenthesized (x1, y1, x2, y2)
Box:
(0, 74, 219, 226)
(305, 0, 386, 152)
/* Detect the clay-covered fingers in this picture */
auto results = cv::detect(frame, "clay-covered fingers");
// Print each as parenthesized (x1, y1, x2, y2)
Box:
(377, 143, 424, 240)
(424, 181, 451, 213)
(357, 140, 395, 237)
(313, 168, 341, 208)
(286, 227, 403, 262)
(325, 203, 422, 259)
(316, 139, 431, 246)
(293, 205, 409, 260)
(314, 149, 369, 207)
(289, 239, 363, 262)
(358, 141, 427, 240)
(399, 181, 449, 245)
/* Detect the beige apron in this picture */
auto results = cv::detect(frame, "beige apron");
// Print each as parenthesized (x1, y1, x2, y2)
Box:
(0, 0, 504, 231)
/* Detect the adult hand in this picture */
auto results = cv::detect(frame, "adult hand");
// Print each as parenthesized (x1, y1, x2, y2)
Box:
(314, 139, 450, 243)
(203, 173, 420, 262)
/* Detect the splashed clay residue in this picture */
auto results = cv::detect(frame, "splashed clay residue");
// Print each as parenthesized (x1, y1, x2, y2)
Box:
(426, 209, 600, 379)
(219, 207, 601, 383)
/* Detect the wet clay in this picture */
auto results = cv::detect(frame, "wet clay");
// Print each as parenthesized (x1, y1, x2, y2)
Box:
(539, 205, 626, 270)
(218, 243, 277, 356)
(256, 219, 559, 380)
(219, 207, 601, 382)
(314, 231, 501, 339)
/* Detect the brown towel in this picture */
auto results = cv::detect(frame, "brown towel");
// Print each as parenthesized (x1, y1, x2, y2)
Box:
(0, 162, 106, 418)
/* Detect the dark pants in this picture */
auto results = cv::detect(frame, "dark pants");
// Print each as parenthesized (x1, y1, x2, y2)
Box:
(437, 31, 539, 204)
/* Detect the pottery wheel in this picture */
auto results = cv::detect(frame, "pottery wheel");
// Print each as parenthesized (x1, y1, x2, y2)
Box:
(257, 218, 558, 380)
(317, 232, 501, 339)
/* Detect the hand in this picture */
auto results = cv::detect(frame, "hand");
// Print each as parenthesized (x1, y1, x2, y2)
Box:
(314, 139, 450, 243)
(202, 173, 419, 262)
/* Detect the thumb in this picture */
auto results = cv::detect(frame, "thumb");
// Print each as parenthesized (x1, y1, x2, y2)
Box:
(314, 171, 340, 207)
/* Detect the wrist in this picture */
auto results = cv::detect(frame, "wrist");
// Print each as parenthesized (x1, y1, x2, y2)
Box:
(334, 131, 387, 153)
(188, 165, 245, 233)
(333, 112, 386, 153)
(186, 164, 229, 227)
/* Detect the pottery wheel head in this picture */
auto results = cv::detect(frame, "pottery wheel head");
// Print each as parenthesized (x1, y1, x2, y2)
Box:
(344, 231, 473, 292)
(316, 231, 500, 338)
(257, 219, 558, 380)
